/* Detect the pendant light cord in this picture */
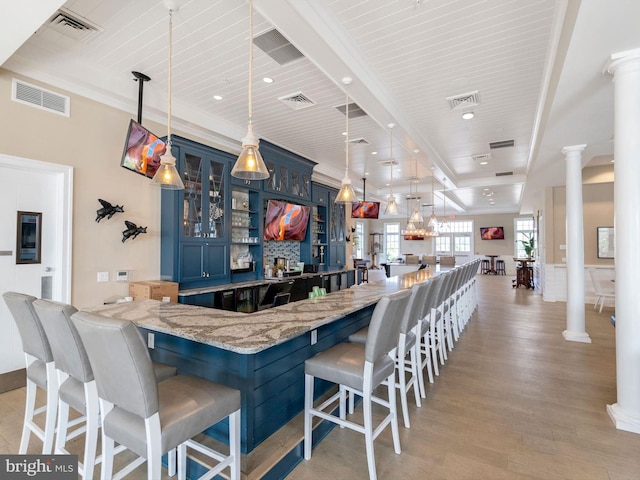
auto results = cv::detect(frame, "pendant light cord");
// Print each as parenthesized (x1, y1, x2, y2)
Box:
(389, 127, 393, 195)
(166, 10, 173, 143)
(248, 0, 254, 124)
(345, 90, 349, 175)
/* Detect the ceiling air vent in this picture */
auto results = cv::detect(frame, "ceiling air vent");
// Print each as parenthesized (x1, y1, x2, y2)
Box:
(349, 137, 370, 146)
(335, 102, 368, 119)
(278, 91, 316, 110)
(253, 29, 304, 65)
(12, 79, 70, 117)
(495, 171, 513, 177)
(446, 90, 479, 110)
(47, 8, 103, 42)
(471, 153, 492, 162)
(489, 139, 515, 149)
(378, 159, 399, 166)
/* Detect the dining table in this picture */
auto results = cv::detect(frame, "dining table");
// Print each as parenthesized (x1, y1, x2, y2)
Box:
(485, 254, 499, 274)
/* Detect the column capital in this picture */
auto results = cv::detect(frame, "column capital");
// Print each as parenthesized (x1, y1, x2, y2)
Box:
(561, 144, 587, 156)
(607, 47, 640, 75)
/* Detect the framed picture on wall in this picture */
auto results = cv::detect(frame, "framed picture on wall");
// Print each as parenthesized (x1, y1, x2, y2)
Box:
(597, 226, 614, 259)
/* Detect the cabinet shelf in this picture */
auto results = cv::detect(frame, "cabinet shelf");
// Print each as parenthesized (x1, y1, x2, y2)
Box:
(313, 243, 327, 246)
(231, 241, 260, 245)
(232, 208, 256, 214)
(232, 226, 258, 230)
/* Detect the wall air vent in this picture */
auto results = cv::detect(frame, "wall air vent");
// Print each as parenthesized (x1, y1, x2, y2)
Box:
(446, 90, 479, 110)
(489, 140, 515, 149)
(495, 171, 513, 177)
(278, 91, 316, 110)
(335, 102, 368, 119)
(253, 29, 304, 65)
(349, 137, 370, 145)
(12, 79, 70, 117)
(47, 8, 103, 42)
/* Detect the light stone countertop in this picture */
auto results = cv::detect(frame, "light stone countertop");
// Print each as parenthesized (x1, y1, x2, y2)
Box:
(83, 268, 440, 354)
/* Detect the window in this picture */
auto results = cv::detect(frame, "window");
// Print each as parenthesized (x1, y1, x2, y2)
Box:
(436, 221, 473, 256)
(354, 221, 364, 259)
(515, 218, 535, 258)
(384, 223, 400, 261)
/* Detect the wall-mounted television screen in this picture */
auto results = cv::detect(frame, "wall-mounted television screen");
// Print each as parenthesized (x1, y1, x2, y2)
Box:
(120, 119, 166, 178)
(351, 201, 380, 219)
(264, 200, 310, 241)
(480, 226, 505, 240)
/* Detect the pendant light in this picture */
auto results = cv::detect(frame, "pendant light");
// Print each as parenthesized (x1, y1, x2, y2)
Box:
(384, 124, 399, 215)
(152, 8, 185, 190)
(231, 0, 270, 180)
(425, 170, 439, 236)
(335, 77, 359, 203)
(408, 155, 423, 223)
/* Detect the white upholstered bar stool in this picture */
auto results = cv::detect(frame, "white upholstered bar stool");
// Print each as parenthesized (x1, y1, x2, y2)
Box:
(33, 299, 178, 479)
(348, 282, 427, 428)
(2, 292, 58, 454)
(304, 290, 411, 480)
(71, 311, 241, 480)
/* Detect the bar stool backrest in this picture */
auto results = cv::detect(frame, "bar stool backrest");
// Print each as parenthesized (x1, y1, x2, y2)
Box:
(421, 275, 444, 318)
(365, 290, 411, 363)
(71, 312, 159, 419)
(3, 292, 52, 363)
(33, 300, 92, 383)
(400, 283, 428, 335)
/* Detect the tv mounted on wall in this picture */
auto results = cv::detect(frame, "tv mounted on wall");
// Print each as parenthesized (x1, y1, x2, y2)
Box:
(120, 119, 166, 178)
(264, 200, 310, 241)
(351, 201, 380, 219)
(480, 226, 505, 240)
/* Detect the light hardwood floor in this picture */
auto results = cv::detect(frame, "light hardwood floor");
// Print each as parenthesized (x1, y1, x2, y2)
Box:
(1, 275, 638, 479)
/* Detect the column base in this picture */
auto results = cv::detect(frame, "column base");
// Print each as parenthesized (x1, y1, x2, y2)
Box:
(562, 330, 592, 343)
(607, 403, 640, 434)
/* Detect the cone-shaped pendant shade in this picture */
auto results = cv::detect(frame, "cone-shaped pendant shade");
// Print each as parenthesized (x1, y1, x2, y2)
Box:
(428, 212, 439, 228)
(231, 124, 269, 180)
(335, 174, 359, 203)
(409, 207, 423, 223)
(152, 146, 184, 189)
(384, 194, 398, 215)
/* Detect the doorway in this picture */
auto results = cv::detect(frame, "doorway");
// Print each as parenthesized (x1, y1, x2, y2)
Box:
(0, 154, 72, 386)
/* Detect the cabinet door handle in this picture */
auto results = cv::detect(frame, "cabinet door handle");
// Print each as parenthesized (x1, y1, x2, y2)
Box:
(201, 272, 206, 278)
(206, 272, 210, 278)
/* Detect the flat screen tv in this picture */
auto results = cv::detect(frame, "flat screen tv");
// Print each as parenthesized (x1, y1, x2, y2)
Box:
(351, 201, 380, 219)
(480, 226, 505, 240)
(264, 200, 310, 241)
(120, 119, 166, 178)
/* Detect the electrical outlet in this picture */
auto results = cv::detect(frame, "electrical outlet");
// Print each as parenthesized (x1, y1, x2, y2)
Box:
(97, 271, 109, 282)
(148, 332, 155, 349)
(560, 245, 566, 250)
(310, 329, 318, 345)
(562, 257, 567, 263)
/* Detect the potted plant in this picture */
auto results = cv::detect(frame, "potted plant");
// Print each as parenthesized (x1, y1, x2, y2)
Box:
(520, 233, 535, 259)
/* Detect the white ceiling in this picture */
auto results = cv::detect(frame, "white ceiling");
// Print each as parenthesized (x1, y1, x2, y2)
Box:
(2, 0, 635, 217)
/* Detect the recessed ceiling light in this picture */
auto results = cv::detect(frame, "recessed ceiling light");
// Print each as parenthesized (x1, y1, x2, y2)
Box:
(480, 161, 488, 165)
(213, 95, 223, 101)
(413, 149, 419, 153)
(385, 183, 390, 186)
(263, 77, 274, 84)
(342, 132, 347, 136)
(462, 112, 474, 120)
(483, 188, 490, 191)
(611, 159, 615, 163)
(365, 172, 369, 175)
(371, 151, 377, 155)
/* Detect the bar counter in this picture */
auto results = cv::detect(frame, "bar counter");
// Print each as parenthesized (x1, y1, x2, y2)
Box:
(82, 267, 441, 461)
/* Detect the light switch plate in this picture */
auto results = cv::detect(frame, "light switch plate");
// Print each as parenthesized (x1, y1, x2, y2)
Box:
(97, 271, 109, 282)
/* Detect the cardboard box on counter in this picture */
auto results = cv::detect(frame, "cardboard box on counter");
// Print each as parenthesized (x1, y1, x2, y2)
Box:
(128, 281, 178, 303)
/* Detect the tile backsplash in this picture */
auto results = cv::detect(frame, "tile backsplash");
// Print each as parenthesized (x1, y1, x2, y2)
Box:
(263, 240, 300, 266)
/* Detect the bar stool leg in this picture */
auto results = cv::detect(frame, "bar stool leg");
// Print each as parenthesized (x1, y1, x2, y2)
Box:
(43, 362, 58, 454)
(304, 374, 313, 460)
(229, 410, 241, 480)
(20, 377, 37, 454)
(363, 389, 377, 480)
(83, 381, 99, 480)
(387, 371, 401, 455)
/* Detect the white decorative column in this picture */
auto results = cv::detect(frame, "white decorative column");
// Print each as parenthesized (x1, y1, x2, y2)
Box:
(606, 48, 640, 434)
(562, 145, 590, 343)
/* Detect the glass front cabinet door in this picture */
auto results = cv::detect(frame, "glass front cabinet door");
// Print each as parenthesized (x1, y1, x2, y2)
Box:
(181, 152, 226, 241)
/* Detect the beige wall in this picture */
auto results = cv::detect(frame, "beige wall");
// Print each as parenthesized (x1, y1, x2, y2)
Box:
(551, 179, 614, 265)
(0, 69, 237, 307)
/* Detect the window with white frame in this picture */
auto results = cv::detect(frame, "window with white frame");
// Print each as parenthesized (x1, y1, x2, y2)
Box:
(435, 221, 473, 256)
(384, 223, 400, 262)
(515, 218, 535, 258)
(354, 221, 364, 259)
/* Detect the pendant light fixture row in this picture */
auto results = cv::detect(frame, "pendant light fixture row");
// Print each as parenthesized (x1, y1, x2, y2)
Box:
(231, 0, 270, 180)
(152, 8, 185, 190)
(384, 124, 399, 215)
(335, 77, 359, 204)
